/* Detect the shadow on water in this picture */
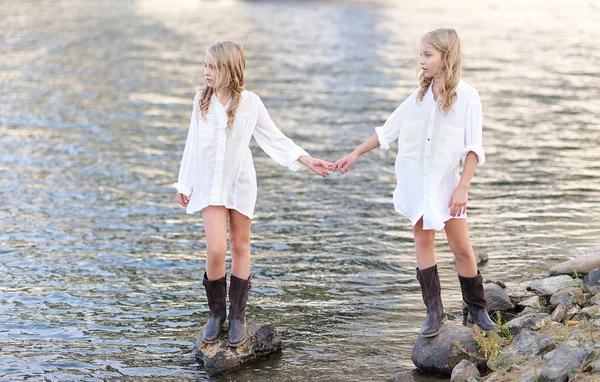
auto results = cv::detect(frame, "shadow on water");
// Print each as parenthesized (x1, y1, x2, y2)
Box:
(1, 0, 599, 380)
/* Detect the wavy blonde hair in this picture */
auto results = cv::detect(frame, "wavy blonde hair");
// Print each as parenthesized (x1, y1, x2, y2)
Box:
(199, 41, 246, 131)
(417, 29, 462, 114)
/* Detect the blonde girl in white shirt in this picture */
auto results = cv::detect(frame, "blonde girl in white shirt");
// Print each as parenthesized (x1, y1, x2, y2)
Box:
(173, 41, 333, 347)
(334, 29, 496, 337)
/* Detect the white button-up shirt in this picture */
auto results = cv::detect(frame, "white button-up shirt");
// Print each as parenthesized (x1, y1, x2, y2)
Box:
(375, 80, 485, 230)
(173, 90, 308, 219)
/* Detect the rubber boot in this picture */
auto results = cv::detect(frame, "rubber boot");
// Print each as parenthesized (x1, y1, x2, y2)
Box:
(227, 274, 251, 347)
(458, 271, 497, 331)
(416, 265, 447, 338)
(201, 273, 227, 343)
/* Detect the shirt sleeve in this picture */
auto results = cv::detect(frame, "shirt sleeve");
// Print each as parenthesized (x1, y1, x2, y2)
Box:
(252, 95, 309, 171)
(172, 92, 200, 196)
(374, 94, 413, 150)
(462, 92, 486, 166)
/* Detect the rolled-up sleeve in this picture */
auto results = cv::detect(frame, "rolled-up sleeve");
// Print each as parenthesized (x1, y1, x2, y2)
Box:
(375, 94, 413, 151)
(172, 92, 200, 196)
(252, 96, 309, 171)
(462, 95, 485, 166)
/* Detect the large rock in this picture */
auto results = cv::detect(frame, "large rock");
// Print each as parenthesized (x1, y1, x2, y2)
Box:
(484, 283, 515, 312)
(538, 342, 594, 381)
(527, 275, 573, 296)
(412, 323, 485, 377)
(492, 331, 555, 370)
(506, 313, 550, 335)
(550, 304, 569, 322)
(450, 359, 480, 382)
(192, 324, 282, 371)
(583, 268, 600, 294)
(548, 251, 600, 276)
(549, 287, 585, 308)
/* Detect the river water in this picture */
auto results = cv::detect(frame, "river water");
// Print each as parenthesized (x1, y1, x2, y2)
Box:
(1, 0, 599, 380)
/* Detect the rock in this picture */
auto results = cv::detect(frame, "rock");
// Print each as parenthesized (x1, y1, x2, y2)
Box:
(506, 313, 550, 335)
(484, 283, 515, 312)
(485, 279, 506, 289)
(548, 251, 600, 276)
(450, 252, 488, 265)
(589, 292, 600, 306)
(549, 287, 585, 308)
(567, 306, 580, 320)
(584, 268, 600, 294)
(539, 342, 594, 381)
(450, 359, 480, 382)
(550, 304, 569, 322)
(517, 296, 541, 310)
(516, 370, 541, 382)
(492, 331, 555, 370)
(412, 323, 485, 377)
(572, 306, 600, 321)
(192, 324, 282, 371)
(527, 275, 573, 296)
(520, 307, 536, 316)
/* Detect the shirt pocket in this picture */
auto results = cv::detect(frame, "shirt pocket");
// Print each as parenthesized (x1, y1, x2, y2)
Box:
(435, 124, 464, 167)
(198, 113, 215, 141)
(230, 111, 249, 139)
(398, 120, 423, 162)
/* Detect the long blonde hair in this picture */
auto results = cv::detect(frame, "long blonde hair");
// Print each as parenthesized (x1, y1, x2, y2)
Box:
(417, 29, 462, 114)
(199, 41, 246, 131)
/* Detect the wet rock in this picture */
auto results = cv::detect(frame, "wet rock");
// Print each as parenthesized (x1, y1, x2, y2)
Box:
(450, 252, 488, 265)
(192, 324, 282, 371)
(450, 359, 480, 382)
(492, 331, 555, 370)
(548, 251, 600, 276)
(506, 313, 550, 335)
(484, 283, 514, 312)
(412, 322, 484, 378)
(485, 279, 506, 289)
(539, 342, 594, 381)
(583, 268, 600, 294)
(517, 296, 541, 310)
(550, 304, 569, 322)
(527, 275, 573, 296)
(549, 287, 585, 308)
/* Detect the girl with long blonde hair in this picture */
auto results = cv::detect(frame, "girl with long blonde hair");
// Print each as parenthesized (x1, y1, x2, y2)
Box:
(333, 29, 495, 337)
(173, 41, 333, 347)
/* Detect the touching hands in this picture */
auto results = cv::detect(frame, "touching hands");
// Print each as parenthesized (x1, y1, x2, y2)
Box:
(301, 156, 335, 177)
(177, 193, 189, 208)
(333, 152, 358, 174)
(448, 185, 468, 216)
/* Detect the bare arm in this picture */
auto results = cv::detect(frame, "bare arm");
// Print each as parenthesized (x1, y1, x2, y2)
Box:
(333, 134, 380, 174)
(448, 151, 479, 216)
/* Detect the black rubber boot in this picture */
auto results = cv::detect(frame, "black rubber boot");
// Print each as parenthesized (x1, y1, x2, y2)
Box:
(201, 273, 227, 343)
(227, 274, 251, 347)
(458, 271, 497, 331)
(416, 265, 447, 338)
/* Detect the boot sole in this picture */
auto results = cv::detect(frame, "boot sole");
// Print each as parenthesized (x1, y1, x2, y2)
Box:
(226, 335, 247, 347)
(421, 314, 447, 338)
(201, 336, 221, 344)
(465, 321, 497, 332)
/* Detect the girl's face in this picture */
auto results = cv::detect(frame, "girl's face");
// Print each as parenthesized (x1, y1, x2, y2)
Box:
(419, 42, 442, 79)
(204, 53, 217, 88)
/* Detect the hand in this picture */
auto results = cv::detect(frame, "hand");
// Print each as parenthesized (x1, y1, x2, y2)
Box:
(333, 152, 358, 174)
(177, 192, 189, 207)
(448, 185, 468, 217)
(301, 156, 334, 177)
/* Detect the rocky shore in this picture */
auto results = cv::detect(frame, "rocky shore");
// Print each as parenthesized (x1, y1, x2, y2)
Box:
(407, 251, 600, 381)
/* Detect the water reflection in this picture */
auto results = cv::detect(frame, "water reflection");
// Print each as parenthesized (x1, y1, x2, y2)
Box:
(1, 0, 599, 380)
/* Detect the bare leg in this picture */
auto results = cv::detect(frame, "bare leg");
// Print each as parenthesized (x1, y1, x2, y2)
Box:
(413, 217, 437, 269)
(202, 206, 228, 280)
(229, 209, 252, 279)
(444, 218, 477, 277)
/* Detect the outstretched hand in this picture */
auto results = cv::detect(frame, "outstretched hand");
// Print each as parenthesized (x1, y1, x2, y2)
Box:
(301, 156, 335, 177)
(333, 152, 358, 174)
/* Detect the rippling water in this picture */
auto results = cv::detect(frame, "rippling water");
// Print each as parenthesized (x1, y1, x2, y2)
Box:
(1, 0, 599, 380)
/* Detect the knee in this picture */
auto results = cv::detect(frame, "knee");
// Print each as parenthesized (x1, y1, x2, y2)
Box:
(414, 231, 435, 251)
(206, 245, 226, 263)
(452, 243, 474, 259)
(230, 236, 250, 258)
